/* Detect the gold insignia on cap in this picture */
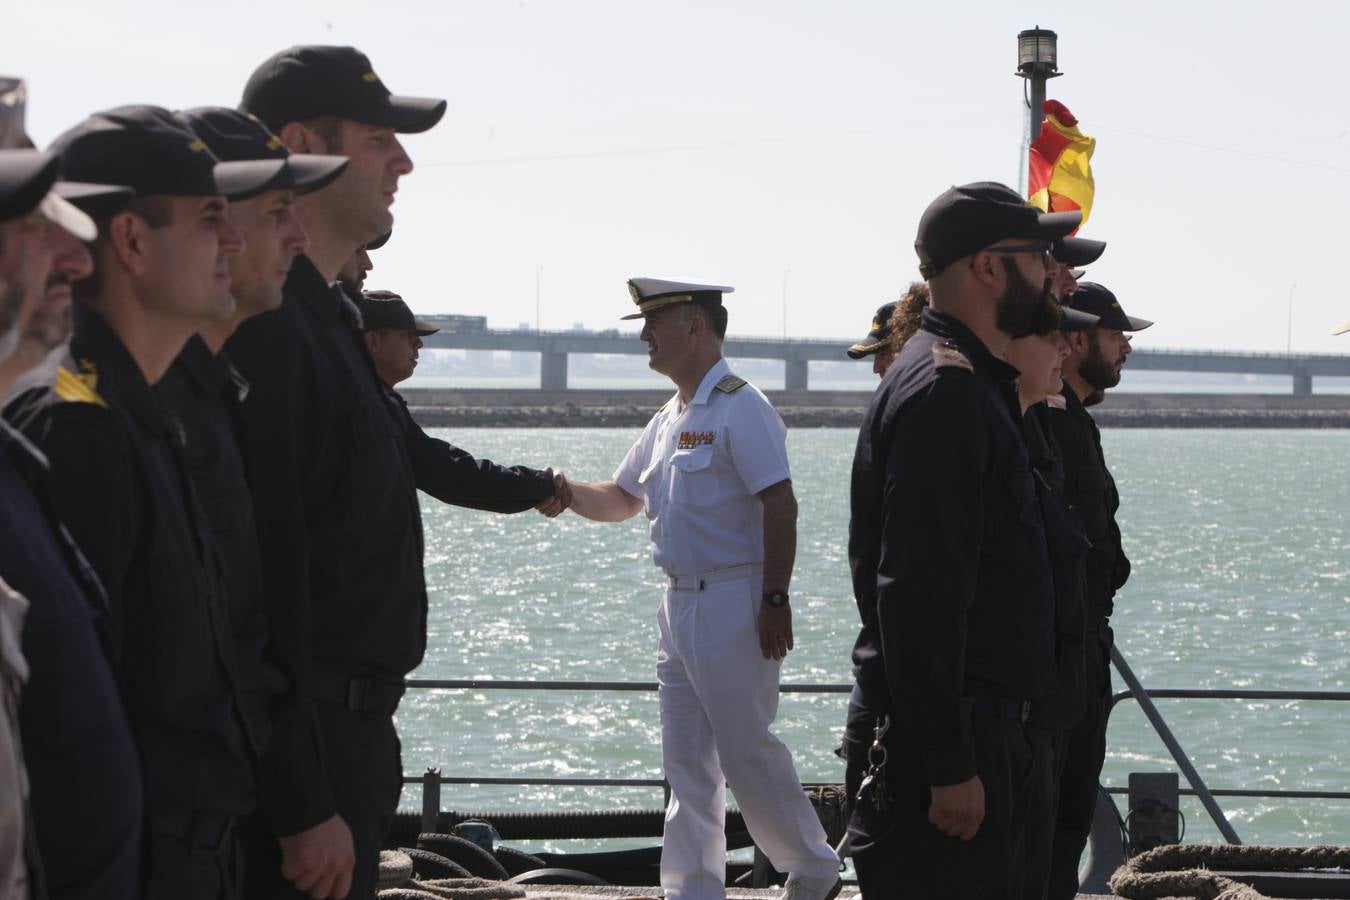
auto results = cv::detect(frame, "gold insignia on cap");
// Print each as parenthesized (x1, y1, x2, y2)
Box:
(187, 138, 207, 153)
(362, 71, 379, 83)
(871, 319, 882, 330)
(628, 283, 640, 303)
(266, 136, 284, 151)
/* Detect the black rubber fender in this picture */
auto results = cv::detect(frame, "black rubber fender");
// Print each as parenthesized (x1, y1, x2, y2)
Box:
(492, 845, 547, 877)
(397, 846, 472, 880)
(506, 867, 611, 885)
(415, 833, 509, 881)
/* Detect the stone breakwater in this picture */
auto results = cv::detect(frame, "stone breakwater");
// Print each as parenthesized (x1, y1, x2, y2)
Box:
(401, 390, 1350, 429)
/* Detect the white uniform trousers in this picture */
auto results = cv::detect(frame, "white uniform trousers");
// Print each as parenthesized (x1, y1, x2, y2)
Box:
(656, 572, 839, 899)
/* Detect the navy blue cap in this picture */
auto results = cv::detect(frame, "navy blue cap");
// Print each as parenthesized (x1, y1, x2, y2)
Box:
(1052, 235, 1106, 267)
(915, 181, 1080, 279)
(365, 230, 391, 251)
(359, 289, 438, 335)
(0, 149, 57, 222)
(50, 105, 279, 201)
(176, 107, 348, 196)
(1069, 282, 1153, 332)
(847, 302, 897, 359)
(241, 46, 446, 134)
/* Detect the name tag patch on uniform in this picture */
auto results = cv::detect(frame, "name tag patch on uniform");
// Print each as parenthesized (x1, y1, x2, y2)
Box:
(677, 431, 716, 450)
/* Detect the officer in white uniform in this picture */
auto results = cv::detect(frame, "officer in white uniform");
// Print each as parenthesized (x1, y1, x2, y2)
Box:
(564, 278, 841, 900)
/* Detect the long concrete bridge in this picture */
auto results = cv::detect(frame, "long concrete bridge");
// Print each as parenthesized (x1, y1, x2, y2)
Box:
(419, 321, 1350, 394)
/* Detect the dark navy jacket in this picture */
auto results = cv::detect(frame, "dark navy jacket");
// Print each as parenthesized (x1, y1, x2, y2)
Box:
(26, 306, 255, 819)
(225, 256, 425, 835)
(384, 389, 554, 512)
(1046, 385, 1131, 630)
(848, 309, 1056, 786)
(158, 336, 289, 751)
(0, 420, 142, 900)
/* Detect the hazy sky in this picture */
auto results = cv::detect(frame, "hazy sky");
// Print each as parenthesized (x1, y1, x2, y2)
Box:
(11, 0, 1350, 352)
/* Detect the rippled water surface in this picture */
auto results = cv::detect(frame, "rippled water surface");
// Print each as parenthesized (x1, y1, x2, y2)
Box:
(398, 427, 1350, 847)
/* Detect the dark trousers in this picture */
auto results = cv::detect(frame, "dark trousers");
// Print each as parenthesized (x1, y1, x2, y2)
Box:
(1046, 636, 1111, 900)
(847, 702, 1053, 899)
(144, 814, 241, 900)
(239, 705, 402, 900)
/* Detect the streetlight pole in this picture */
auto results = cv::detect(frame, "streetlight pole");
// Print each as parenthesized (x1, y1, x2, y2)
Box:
(1287, 283, 1297, 354)
(1015, 27, 1061, 195)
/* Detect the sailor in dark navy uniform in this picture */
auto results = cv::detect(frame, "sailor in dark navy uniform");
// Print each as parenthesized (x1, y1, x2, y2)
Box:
(28, 106, 281, 899)
(0, 148, 143, 900)
(845, 182, 1073, 898)
(1045, 281, 1151, 900)
(846, 302, 899, 378)
(1003, 303, 1101, 900)
(158, 107, 348, 759)
(357, 290, 561, 514)
(229, 45, 447, 899)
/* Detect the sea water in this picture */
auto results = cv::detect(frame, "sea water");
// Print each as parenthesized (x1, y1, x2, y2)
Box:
(397, 427, 1350, 848)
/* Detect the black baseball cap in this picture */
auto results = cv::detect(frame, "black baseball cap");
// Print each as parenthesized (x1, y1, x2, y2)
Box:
(915, 181, 1080, 279)
(0, 149, 97, 240)
(365, 230, 391, 251)
(241, 46, 446, 134)
(50, 105, 281, 202)
(1068, 282, 1153, 331)
(359, 289, 438, 335)
(847, 302, 897, 359)
(177, 107, 348, 197)
(1052, 235, 1106, 267)
(1058, 306, 1100, 332)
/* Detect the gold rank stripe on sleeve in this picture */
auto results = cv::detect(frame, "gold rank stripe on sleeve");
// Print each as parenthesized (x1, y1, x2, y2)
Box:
(931, 342, 973, 372)
(53, 365, 107, 408)
(713, 374, 747, 393)
(677, 430, 717, 450)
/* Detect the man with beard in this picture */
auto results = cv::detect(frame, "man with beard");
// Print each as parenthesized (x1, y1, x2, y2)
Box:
(336, 230, 386, 300)
(1044, 281, 1151, 900)
(844, 182, 1071, 897)
(0, 148, 142, 900)
(31, 106, 280, 899)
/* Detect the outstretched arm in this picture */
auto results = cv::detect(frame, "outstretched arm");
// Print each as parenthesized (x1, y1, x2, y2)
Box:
(564, 476, 643, 522)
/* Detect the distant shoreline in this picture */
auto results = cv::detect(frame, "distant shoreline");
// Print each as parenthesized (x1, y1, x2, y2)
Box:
(402, 390, 1350, 429)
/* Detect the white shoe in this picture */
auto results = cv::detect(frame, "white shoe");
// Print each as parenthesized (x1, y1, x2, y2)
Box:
(783, 872, 843, 900)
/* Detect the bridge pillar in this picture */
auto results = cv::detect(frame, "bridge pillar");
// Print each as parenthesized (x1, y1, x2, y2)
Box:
(785, 359, 809, 392)
(540, 350, 568, 390)
(1293, 368, 1313, 396)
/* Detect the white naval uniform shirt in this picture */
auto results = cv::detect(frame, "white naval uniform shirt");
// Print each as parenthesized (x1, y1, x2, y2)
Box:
(614, 359, 791, 577)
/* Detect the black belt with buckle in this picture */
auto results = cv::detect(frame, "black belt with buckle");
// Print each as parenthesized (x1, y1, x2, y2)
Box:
(312, 669, 406, 715)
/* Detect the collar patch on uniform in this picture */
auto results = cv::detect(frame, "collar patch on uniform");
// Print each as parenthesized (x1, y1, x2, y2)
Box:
(1045, 393, 1068, 410)
(53, 364, 107, 408)
(932, 341, 972, 372)
(713, 374, 746, 393)
(677, 430, 716, 450)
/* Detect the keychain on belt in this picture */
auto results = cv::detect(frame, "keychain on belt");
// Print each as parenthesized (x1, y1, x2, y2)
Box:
(856, 713, 892, 812)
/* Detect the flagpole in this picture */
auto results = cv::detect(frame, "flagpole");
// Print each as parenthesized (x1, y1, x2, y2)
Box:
(1016, 28, 1060, 194)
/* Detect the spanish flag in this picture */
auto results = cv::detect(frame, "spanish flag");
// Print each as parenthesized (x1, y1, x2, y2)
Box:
(1028, 99, 1095, 233)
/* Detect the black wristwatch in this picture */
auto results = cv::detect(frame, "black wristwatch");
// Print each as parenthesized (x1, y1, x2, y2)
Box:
(762, 591, 790, 608)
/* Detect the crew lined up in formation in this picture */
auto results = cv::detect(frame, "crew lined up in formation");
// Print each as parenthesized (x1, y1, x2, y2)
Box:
(0, 39, 1184, 900)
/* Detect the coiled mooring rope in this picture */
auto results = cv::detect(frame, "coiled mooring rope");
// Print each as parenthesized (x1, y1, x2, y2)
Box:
(1110, 843, 1350, 899)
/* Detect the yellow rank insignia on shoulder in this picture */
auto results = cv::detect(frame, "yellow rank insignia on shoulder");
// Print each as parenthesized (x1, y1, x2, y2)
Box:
(678, 430, 716, 450)
(53, 363, 107, 408)
(713, 374, 747, 394)
(932, 342, 972, 373)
